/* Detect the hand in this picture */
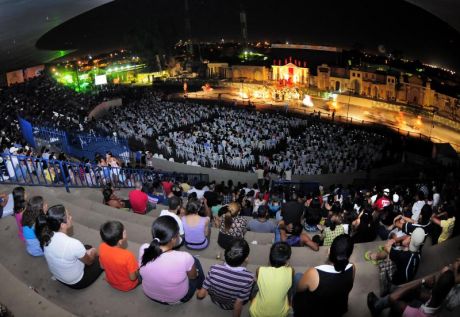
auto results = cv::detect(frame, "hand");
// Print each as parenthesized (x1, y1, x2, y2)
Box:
(87, 248, 97, 257)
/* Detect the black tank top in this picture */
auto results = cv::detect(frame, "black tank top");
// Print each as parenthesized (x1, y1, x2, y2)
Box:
(293, 264, 354, 317)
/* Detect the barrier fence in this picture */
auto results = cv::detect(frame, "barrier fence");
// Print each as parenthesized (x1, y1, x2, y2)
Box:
(0, 154, 208, 192)
(19, 116, 131, 162)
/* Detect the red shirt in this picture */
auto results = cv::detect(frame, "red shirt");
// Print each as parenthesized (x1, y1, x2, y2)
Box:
(162, 181, 173, 196)
(99, 243, 139, 291)
(374, 196, 391, 211)
(129, 190, 148, 214)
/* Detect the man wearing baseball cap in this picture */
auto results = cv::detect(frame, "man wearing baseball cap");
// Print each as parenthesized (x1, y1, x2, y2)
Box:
(368, 228, 425, 316)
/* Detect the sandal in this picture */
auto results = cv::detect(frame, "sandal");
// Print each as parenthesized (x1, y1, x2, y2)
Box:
(364, 251, 379, 265)
(378, 245, 385, 252)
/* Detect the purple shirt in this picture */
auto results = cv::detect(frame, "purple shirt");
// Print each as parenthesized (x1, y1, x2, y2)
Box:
(138, 244, 194, 303)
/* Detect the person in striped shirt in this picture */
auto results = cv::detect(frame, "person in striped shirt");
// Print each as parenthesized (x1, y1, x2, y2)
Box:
(197, 239, 254, 317)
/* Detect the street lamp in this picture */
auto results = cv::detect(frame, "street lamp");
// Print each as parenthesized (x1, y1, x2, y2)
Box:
(347, 87, 354, 121)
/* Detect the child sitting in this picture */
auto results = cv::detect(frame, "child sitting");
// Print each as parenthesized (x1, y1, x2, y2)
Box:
(249, 242, 295, 317)
(197, 239, 254, 317)
(99, 221, 139, 291)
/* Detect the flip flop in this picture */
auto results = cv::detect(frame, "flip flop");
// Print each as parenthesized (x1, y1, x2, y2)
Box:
(364, 251, 379, 265)
(378, 245, 385, 252)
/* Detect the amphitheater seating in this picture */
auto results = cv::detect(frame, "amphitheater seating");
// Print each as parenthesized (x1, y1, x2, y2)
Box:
(0, 184, 459, 317)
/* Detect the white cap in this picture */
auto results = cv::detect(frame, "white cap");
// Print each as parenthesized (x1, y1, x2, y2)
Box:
(9, 146, 18, 153)
(393, 193, 399, 203)
(383, 188, 390, 195)
(409, 228, 425, 252)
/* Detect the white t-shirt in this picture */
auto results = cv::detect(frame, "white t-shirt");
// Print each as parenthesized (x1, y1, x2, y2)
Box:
(159, 210, 184, 236)
(44, 232, 86, 285)
(188, 188, 205, 199)
(1, 194, 14, 218)
(411, 201, 426, 222)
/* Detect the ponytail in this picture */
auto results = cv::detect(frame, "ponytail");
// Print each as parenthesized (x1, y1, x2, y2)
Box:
(141, 216, 179, 267)
(141, 239, 162, 267)
(12, 187, 26, 214)
(329, 234, 354, 273)
(36, 205, 67, 249)
(333, 256, 349, 273)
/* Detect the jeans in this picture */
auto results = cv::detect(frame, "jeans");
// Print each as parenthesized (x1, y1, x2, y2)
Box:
(274, 225, 281, 242)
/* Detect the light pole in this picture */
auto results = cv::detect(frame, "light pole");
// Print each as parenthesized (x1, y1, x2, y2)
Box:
(347, 87, 353, 121)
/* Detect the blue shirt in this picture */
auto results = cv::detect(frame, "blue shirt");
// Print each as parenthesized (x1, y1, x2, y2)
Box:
(23, 226, 44, 257)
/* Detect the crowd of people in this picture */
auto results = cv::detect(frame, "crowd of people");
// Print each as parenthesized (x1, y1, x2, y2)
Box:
(1, 176, 460, 316)
(0, 74, 398, 176)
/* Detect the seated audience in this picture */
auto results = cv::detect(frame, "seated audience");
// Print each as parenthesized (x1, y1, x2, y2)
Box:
(247, 205, 276, 233)
(249, 242, 294, 317)
(182, 200, 209, 250)
(129, 181, 149, 214)
(197, 239, 254, 317)
(218, 202, 247, 250)
(99, 221, 139, 291)
(293, 234, 355, 317)
(159, 196, 184, 247)
(21, 196, 47, 256)
(139, 216, 204, 304)
(37, 205, 102, 289)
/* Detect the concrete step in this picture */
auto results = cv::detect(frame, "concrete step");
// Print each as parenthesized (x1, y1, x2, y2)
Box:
(0, 214, 379, 317)
(0, 261, 76, 317)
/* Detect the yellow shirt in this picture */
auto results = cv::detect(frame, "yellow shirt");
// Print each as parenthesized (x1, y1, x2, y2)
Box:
(249, 266, 292, 317)
(438, 217, 455, 243)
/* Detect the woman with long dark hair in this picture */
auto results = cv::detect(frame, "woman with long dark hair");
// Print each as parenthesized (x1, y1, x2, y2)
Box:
(293, 234, 355, 317)
(139, 216, 204, 304)
(21, 196, 48, 256)
(12, 187, 27, 242)
(36, 205, 102, 289)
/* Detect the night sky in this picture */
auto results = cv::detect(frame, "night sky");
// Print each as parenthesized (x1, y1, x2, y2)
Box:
(1, 0, 460, 72)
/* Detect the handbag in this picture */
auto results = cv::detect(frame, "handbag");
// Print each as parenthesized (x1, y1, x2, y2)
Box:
(378, 258, 396, 296)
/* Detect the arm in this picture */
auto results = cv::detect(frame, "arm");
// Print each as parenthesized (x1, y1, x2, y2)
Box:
(233, 299, 243, 317)
(204, 217, 210, 237)
(296, 268, 318, 293)
(430, 214, 441, 226)
(187, 263, 198, 280)
(79, 248, 97, 265)
(196, 288, 208, 300)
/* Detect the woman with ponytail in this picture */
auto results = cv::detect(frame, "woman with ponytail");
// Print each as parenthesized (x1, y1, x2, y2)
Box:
(293, 234, 355, 317)
(37, 205, 103, 289)
(139, 216, 204, 304)
(217, 202, 247, 249)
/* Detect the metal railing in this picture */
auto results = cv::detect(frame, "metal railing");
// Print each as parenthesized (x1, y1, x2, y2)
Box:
(0, 154, 208, 192)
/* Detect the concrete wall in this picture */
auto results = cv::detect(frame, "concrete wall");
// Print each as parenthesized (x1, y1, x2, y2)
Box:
(150, 157, 366, 186)
(88, 98, 123, 120)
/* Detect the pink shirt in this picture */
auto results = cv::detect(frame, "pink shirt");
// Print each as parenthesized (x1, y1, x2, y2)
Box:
(138, 244, 194, 303)
(14, 213, 25, 242)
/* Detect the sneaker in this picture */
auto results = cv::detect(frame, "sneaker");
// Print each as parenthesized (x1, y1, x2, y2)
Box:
(367, 292, 379, 317)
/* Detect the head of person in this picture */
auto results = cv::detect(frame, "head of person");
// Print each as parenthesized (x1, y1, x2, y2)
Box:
(430, 269, 455, 307)
(12, 186, 26, 214)
(22, 196, 47, 227)
(224, 202, 241, 231)
(329, 234, 354, 272)
(135, 181, 143, 190)
(186, 199, 202, 215)
(168, 195, 182, 213)
(269, 242, 292, 268)
(141, 216, 179, 267)
(409, 228, 425, 252)
(383, 188, 390, 197)
(419, 204, 433, 225)
(256, 205, 268, 219)
(225, 239, 250, 267)
(102, 188, 113, 203)
(100, 221, 126, 247)
(36, 205, 71, 249)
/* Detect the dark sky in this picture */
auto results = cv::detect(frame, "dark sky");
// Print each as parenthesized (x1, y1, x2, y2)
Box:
(1, 0, 460, 72)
